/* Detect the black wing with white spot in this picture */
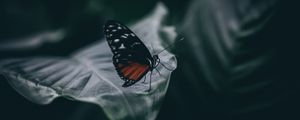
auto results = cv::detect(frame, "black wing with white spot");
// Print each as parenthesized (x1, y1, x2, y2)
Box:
(104, 20, 153, 87)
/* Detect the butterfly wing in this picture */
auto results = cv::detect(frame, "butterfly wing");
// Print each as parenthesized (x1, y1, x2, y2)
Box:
(104, 20, 153, 87)
(114, 52, 151, 87)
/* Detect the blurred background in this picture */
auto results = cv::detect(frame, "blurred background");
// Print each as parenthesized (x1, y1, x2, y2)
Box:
(1, 0, 300, 120)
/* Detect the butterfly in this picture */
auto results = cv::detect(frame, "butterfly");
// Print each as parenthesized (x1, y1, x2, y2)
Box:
(103, 20, 161, 90)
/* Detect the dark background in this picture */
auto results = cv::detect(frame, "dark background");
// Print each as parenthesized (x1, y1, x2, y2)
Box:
(1, 0, 300, 120)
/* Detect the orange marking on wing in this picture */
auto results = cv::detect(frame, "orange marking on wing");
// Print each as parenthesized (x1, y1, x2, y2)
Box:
(131, 65, 144, 78)
(136, 66, 149, 78)
(128, 64, 149, 80)
(121, 66, 131, 73)
(119, 62, 150, 80)
(120, 61, 135, 74)
(128, 63, 142, 78)
(130, 68, 142, 80)
(123, 65, 139, 76)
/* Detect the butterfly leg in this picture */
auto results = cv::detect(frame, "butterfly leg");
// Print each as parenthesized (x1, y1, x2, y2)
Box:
(142, 74, 147, 83)
(147, 71, 152, 92)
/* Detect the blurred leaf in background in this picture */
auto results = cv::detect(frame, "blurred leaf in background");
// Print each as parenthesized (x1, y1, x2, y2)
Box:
(159, 0, 300, 120)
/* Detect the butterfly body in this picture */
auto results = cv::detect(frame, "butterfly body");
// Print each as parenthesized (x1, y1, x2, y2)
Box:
(104, 20, 160, 87)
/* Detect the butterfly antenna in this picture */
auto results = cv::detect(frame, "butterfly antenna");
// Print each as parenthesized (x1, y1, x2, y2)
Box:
(156, 36, 184, 55)
(147, 71, 153, 92)
(142, 74, 147, 83)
